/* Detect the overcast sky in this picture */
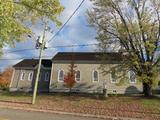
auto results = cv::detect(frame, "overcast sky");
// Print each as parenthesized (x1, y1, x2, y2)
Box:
(0, 0, 98, 70)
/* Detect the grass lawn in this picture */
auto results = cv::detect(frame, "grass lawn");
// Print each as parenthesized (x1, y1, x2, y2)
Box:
(0, 91, 32, 102)
(0, 91, 159, 119)
(142, 98, 160, 113)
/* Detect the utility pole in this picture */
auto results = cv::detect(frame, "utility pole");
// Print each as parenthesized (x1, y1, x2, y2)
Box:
(32, 21, 48, 104)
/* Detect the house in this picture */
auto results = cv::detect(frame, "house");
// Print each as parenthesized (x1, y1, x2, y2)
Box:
(10, 59, 52, 92)
(10, 52, 143, 94)
(50, 52, 142, 94)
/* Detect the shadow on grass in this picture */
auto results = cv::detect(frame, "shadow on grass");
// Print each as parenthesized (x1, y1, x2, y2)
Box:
(45, 93, 160, 115)
(0, 91, 32, 104)
(129, 94, 160, 101)
(37, 92, 160, 102)
(39, 92, 103, 101)
(0, 91, 32, 97)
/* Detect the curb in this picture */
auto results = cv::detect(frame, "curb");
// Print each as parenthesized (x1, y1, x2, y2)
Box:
(0, 105, 143, 120)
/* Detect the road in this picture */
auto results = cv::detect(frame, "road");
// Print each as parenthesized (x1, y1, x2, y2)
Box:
(0, 108, 104, 120)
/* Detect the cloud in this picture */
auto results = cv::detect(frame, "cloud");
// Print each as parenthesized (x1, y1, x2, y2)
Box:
(0, 0, 97, 70)
(49, 0, 97, 51)
(0, 48, 22, 71)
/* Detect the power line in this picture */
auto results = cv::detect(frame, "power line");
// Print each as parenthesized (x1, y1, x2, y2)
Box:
(3, 41, 118, 54)
(3, 43, 99, 54)
(4, 48, 37, 54)
(0, 43, 99, 60)
(0, 41, 121, 61)
(3, 0, 86, 54)
(51, 43, 98, 48)
(0, 55, 53, 61)
(47, 0, 86, 43)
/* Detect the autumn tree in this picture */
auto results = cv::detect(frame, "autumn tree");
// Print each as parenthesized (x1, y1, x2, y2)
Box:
(0, 68, 13, 81)
(88, 0, 160, 96)
(0, 0, 64, 53)
(0, 67, 13, 90)
(64, 55, 77, 93)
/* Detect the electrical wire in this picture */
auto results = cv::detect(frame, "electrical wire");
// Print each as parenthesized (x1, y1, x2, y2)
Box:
(47, 0, 86, 43)
(3, 0, 86, 54)
(0, 43, 99, 60)
(0, 55, 53, 61)
(3, 43, 99, 54)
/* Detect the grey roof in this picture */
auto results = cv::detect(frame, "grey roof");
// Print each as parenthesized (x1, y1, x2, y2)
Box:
(13, 59, 52, 68)
(52, 52, 123, 61)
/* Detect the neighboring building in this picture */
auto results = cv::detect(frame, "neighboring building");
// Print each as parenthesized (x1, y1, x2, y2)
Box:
(10, 59, 52, 92)
(50, 52, 142, 94)
(10, 52, 143, 94)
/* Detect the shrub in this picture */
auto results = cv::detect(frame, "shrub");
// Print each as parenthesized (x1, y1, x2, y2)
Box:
(0, 68, 12, 90)
(0, 77, 10, 90)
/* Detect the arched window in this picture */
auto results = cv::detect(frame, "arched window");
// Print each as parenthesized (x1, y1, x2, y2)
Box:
(20, 71, 25, 80)
(128, 70, 136, 83)
(92, 70, 99, 82)
(58, 70, 64, 82)
(75, 70, 81, 82)
(45, 72, 49, 81)
(28, 72, 33, 81)
(111, 71, 117, 83)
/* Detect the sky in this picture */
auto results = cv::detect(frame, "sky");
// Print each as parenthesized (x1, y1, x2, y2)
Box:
(0, 0, 98, 71)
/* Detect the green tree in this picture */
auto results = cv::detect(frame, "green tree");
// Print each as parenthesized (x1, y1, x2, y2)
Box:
(0, 0, 64, 52)
(88, 0, 160, 96)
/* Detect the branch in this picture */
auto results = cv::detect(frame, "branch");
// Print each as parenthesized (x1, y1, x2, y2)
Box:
(132, 0, 150, 61)
(111, 0, 137, 52)
(140, 0, 147, 18)
(151, 2, 160, 62)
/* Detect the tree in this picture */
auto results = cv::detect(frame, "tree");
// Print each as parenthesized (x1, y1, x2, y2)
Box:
(0, 67, 13, 81)
(0, 77, 10, 90)
(0, 0, 64, 53)
(64, 55, 77, 93)
(0, 67, 13, 90)
(88, 0, 160, 96)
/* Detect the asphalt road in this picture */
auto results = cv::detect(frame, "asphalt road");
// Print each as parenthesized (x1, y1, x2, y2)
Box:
(0, 108, 104, 120)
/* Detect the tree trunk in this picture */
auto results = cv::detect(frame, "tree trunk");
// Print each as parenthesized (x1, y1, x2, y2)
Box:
(143, 82, 152, 97)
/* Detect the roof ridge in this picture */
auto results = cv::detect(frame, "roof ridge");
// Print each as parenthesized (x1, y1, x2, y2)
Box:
(52, 52, 122, 61)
